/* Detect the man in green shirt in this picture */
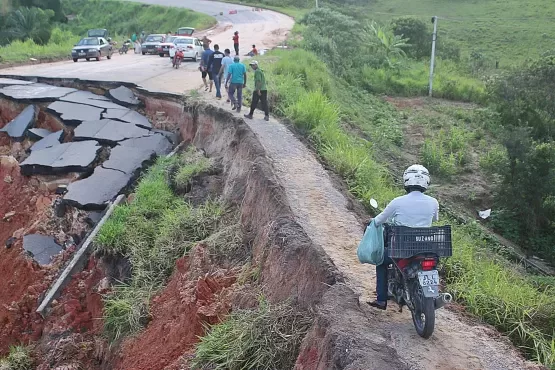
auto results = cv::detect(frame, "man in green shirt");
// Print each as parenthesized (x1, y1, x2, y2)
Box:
(244, 61, 269, 121)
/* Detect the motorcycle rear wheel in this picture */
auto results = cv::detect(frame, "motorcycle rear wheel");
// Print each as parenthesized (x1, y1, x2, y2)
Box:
(411, 284, 435, 339)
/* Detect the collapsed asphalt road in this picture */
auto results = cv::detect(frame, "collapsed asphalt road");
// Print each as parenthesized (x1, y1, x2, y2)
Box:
(0, 0, 294, 94)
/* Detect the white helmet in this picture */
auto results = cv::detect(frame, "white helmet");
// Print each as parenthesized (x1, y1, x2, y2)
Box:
(403, 164, 430, 191)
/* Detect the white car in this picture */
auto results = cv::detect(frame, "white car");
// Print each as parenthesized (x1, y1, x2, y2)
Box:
(169, 37, 203, 62)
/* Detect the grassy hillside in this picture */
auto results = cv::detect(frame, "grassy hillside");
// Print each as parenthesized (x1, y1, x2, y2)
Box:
(61, 0, 216, 38)
(353, 0, 555, 66)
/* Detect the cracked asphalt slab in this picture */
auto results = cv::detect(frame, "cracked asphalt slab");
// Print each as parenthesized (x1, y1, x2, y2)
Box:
(0, 0, 294, 94)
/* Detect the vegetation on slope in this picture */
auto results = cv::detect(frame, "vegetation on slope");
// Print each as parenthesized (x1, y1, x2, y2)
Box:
(192, 299, 312, 370)
(96, 150, 223, 342)
(243, 7, 555, 366)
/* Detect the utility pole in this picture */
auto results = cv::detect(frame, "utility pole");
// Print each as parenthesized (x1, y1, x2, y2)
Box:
(428, 16, 438, 97)
(315, 0, 319, 8)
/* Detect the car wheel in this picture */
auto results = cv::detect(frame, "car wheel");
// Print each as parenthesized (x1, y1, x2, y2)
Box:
(193, 53, 198, 62)
(159, 53, 164, 57)
(86, 58, 90, 61)
(142, 51, 146, 55)
(73, 58, 78, 62)
(96, 52, 101, 61)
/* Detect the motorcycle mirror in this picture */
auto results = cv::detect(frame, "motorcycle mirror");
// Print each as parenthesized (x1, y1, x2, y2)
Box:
(370, 198, 378, 209)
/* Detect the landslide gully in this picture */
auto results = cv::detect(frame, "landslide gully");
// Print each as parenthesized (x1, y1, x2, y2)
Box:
(5, 76, 407, 369)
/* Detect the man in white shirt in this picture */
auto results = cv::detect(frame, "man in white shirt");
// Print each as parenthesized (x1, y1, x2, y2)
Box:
(369, 164, 439, 310)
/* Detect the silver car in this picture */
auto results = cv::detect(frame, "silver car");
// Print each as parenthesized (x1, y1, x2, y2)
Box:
(141, 34, 165, 55)
(71, 37, 113, 62)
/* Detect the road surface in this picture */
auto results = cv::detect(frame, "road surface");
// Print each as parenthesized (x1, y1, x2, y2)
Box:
(0, 0, 294, 93)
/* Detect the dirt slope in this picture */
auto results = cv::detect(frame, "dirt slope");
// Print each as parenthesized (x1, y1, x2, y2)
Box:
(204, 92, 541, 370)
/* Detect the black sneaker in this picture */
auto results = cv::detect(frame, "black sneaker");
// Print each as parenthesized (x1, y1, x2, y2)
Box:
(244, 114, 253, 119)
(264, 115, 270, 121)
(231, 104, 236, 111)
(367, 300, 387, 310)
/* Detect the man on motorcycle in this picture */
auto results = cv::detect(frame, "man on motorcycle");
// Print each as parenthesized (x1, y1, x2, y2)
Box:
(368, 164, 439, 310)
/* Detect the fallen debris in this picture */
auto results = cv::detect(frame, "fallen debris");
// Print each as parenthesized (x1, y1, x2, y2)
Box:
(46, 101, 103, 127)
(73, 119, 151, 145)
(20, 140, 101, 175)
(61, 90, 128, 110)
(28, 128, 52, 141)
(23, 234, 63, 265)
(103, 109, 152, 129)
(0, 83, 76, 101)
(30, 130, 64, 152)
(119, 134, 172, 156)
(108, 86, 140, 107)
(0, 105, 37, 142)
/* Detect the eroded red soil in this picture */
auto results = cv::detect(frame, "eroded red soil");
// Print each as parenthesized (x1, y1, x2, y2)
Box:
(0, 156, 53, 352)
(115, 244, 238, 370)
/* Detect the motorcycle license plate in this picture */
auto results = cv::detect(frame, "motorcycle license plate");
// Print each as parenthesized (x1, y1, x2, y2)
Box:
(418, 270, 439, 287)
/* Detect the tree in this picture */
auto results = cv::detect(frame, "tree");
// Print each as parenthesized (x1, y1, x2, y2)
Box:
(391, 17, 429, 59)
(364, 21, 410, 67)
(6, 6, 54, 44)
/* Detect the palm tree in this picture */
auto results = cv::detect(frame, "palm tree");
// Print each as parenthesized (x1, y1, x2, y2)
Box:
(6, 6, 53, 45)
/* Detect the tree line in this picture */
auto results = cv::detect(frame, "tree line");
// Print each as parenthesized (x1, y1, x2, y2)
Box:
(0, 0, 64, 46)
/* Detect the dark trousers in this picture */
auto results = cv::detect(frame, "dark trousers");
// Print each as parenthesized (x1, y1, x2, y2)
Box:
(234, 43, 239, 55)
(249, 90, 269, 116)
(376, 252, 392, 302)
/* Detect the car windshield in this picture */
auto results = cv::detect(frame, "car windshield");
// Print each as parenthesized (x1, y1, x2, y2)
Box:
(166, 36, 177, 43)
(146, 35, 163, 42)
(176, 39, 193, 44)
(88, 29, 106, 37)
(77, 38, 99, 46)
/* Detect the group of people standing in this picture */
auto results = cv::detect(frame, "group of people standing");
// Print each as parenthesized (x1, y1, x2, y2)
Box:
(198, 31, 269, 122)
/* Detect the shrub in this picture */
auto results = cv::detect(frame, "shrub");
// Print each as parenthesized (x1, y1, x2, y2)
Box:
(0, 346, 33, 370)
(191, 299, 312, 370)
(391, 16, 430, 59)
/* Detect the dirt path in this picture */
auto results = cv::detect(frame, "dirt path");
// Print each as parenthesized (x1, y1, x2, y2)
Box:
(202, 91, 541, 370)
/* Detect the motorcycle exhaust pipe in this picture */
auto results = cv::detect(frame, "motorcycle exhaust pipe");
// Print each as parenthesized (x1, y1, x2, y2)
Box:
(434, 293, 453, 310)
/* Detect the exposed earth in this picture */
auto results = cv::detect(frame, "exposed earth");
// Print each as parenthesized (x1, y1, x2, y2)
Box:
(0, 1, 547, 369)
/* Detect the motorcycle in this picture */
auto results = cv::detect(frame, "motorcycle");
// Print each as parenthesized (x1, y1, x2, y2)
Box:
(119, 41, 131, 55)
(172, 48, 184, 69)
(371, 198, 453, 339)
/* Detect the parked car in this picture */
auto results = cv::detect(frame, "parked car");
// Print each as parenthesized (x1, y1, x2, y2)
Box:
(141, 34, 165, 55)
(168, 37, 203, 62)
(156, 36, 178, 57)
(87, 29, 109, 39)
(175, 27, 194, 36)
(71, 37, 113, 62)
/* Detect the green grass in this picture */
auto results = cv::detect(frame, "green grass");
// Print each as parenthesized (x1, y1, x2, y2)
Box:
(445, 222, 555, 366)
(0, 346, 33, 370)
(191, 298, 312, 370)
(61, 0, 216, 38)
(96, 151, 224, 342)
(171, 147, 212, 193)
(421, 126, 471, 178)
(361, 0, 555, 65)
(360, 59, 487, 102)
(0, 28, 79, 63)
(253, 46, 555, 367)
